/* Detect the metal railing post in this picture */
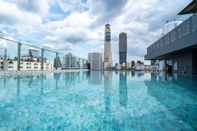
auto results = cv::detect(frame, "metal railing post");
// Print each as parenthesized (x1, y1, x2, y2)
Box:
(41, 48, 44, 71)
(17, 43, 21, 71)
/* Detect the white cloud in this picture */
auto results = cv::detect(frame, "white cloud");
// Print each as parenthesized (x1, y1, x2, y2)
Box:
(57, 0, 87, 13)
(0, 0, 43, 39)
(9, 0, 53, 16)
(40, 11, 97, 45)
(0, 1, 42, 25)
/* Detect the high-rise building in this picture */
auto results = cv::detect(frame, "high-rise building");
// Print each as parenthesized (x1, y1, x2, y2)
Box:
(119, 32, 127, 65)
(62, 53, 79, 69)
(88, 52, 103, 70)
(54, 55, 62, 69)
(63, 53, 74, 68)
(104, 24, 112, 70)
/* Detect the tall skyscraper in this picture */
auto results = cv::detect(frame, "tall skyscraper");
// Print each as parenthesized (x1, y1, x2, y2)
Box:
(119, 32, 127, 64)
(104, 24, 112, 70)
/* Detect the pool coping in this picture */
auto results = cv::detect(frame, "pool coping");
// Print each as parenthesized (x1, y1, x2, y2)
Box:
(0, 69, 89, 77)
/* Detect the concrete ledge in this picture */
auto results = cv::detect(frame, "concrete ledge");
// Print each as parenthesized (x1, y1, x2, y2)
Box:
(0, 69, 89, 77)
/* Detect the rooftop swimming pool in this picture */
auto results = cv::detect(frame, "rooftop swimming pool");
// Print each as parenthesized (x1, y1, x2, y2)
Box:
(0, 71, 197, 131)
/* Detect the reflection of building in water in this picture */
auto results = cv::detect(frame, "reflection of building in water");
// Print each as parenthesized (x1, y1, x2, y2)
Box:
(131, 71, 135, 77)
(21, 75, 43, 88)
(156, 72, 177, 81)
(0, 77, 7, 88)
(103, 72, 129, 130)
(119, 72, 128, 107)
(19, 75, 34, 88)
(81, 71, 89, 81)
(75, 72, 80, 82)
(26, 76, 33, 88)
(40, 74, 47, 95)
(16, 76, 21, 96)
(104, 71, 113, 113)
(53, 73, 61, 89)
(64, 72, 79, 87)
(103, 71, 113, 130)
(136, 71, 144, 77)
(88, 71, 102, 85)
(15, 74, 47, 95)
(145, 75, 197, 128)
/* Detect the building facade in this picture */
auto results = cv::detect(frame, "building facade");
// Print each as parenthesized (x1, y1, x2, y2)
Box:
(119, 32, 127, 65)
(0, 59, 53, 71)
(0, 49, 53, 71)
(63, 53, 76, 69)
(104, 24, 112, 70)
(135, 61, 145, 71)
(78, 58, 88, 69)
(54, 55, 62, 69)
(6, 60, 52, 71)
(62, 53, 87, 69)
(145, 1, 197, 75)
(88, 52, 103, 70)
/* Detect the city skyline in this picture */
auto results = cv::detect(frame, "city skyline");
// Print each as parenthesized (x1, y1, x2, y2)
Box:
(0, 0, 192, 63)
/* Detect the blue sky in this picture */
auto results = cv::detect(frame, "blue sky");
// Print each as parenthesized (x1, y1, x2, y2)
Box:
(0, 0, 192, 63)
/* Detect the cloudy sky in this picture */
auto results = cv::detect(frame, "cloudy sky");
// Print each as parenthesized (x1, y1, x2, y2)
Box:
(0, 0, 192, 63)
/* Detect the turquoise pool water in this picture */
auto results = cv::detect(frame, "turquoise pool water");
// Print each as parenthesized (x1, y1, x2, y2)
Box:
(0, 71, 197, 131)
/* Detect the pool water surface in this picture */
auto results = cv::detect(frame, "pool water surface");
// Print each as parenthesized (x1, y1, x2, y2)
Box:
(0, 71, 197, 131)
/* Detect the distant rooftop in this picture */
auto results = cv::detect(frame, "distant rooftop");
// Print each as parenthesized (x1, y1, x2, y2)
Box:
(178, 0, 197, 15)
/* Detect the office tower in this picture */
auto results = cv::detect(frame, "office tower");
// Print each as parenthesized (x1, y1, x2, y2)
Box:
(88, 52, 103, 70)
(104, 24, 112, 70)
(54, 55, 62, 69)
(119, 32, 127, 65)
(62, 53, 78, 69)
(63, 53, 72, 69)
